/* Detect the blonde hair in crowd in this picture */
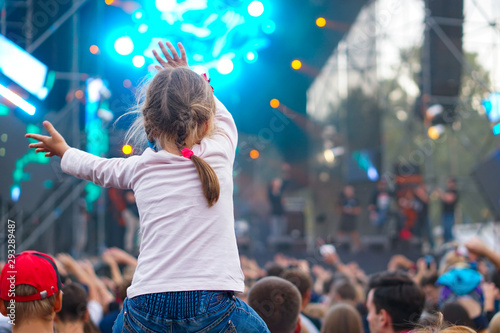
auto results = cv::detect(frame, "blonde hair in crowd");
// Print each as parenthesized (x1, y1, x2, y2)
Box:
(124, 67, 220, 206)
(321, 303, 363, 333)
(2, 285, 58, 323)
(411, 312, 476, 333)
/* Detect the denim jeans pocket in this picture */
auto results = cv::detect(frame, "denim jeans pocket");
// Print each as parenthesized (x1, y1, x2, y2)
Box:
(122, 298, 169, 333)
(217, 319, 237, 333)
(202, 291, 233, 315)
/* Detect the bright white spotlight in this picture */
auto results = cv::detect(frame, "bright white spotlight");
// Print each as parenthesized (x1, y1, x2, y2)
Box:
(191, 65, 209, 77)
(132, 55, 145, 68)
(216, 58, 234, 75)
(114, 36, 134, 56)
(367, 166, 379, 181)
(138, 24, 148, 33)
(134, 10, 143, 19)
(248, 1, 264, 17)
(245, 51, 258, 63)
(0, 83, 36, 115)
(155, 0, 177, 12)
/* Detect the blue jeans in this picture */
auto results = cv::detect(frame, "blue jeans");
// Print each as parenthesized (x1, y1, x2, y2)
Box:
(442, 212, 455, 243)
(112, 291, 270, 333)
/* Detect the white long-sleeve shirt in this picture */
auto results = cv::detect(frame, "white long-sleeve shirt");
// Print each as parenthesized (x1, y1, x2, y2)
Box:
(61, 97, 244, 297)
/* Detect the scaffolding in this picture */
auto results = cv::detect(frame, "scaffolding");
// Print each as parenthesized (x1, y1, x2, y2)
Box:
(0, 0, 106, 256)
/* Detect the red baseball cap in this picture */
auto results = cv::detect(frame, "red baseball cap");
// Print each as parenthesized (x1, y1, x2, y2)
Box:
(0, 251, 62, 302)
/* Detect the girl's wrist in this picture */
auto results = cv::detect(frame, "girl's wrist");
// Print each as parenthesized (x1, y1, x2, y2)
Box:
(59, 145, 71, 158)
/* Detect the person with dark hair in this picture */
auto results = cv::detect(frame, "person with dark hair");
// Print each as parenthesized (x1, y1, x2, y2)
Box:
(366, 271, 425, 333)
(440, 302, 475, 329)
(329, 279, 357, 307)
(420, 274, 439, 312)
(414, 184, 434, 249)
(281, 269, 320, 333)
(369, 179, 392, 234)
(435, 177, 459, 242)
(247, 277, 301, 333)
(337, 185, 362, 251)
(54, 283, 95, 333)
(268, 178, 287, 240)
(265, 263, 285, 277)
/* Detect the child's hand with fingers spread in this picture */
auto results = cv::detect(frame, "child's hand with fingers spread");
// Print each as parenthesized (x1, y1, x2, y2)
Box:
(153, 41, 188, 71)
(25, 120, 70, 158)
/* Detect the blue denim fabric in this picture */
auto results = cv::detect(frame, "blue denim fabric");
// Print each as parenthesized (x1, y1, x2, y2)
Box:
(112, 291, 270, 333)
(442, 212, 455, 243)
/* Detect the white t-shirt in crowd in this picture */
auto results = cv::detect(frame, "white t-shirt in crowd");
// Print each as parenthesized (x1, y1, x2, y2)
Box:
(61, 97, 244, 298)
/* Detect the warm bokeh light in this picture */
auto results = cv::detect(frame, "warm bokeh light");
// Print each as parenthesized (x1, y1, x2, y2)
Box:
(323, 149, 335, 163)
(270, 98, 280, 108)
(428, 126, 440, 140)
(105, 0, 114, 5)
(249, 149, 260, 159)
(316, 17, 326, 27)
(89, 45, 99, 54)
(122, 144, 133, 155)
(291, 60, 302, 70)
(75, 90, 84, 99)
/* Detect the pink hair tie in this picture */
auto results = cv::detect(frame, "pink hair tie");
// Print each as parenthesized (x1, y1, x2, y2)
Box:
(181, 148, 194, 159)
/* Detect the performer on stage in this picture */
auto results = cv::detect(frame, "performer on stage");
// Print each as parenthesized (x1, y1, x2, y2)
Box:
(368, 179, 392, 234)
(268, 178, 287, 239)
(337, 185, 362, 251)
(435, 177, 459, 243)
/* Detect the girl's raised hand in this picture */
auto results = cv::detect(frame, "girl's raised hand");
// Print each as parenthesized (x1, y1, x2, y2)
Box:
(152, 41, 188, 71)
(25, 120, 70, 158)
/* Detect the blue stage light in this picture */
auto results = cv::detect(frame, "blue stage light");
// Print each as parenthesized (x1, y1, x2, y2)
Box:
(11, 185, 20, 202)
(482, 92, 500, 123)
(0, 35, 49, 100)
(493, 123, 500, 135)
(114, 36, 134, 56)
(217, 58, 234, 75)
(193, 54, 203, 62)
(367, 166, 379, 181)
(138, 24, 148, 33)
(155, 0, 176, 12)
(0, 83, 36, 115)
(245, 51, 258, 63)
(248, 1, 264, 17)
(191, 65, 209, 77)
(262, 20, 276, 34)
(134, 10, 143, 20)
(132, 55, 145, 68)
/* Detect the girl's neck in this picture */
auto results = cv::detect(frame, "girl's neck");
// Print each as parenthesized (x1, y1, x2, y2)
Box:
(160, 139, 196, 155)
(160, 141, 181, 155)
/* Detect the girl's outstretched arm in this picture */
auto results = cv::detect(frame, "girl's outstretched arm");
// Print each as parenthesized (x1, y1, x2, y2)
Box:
(27, 121, 139, 189)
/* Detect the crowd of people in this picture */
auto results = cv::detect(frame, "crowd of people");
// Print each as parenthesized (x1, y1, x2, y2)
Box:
(2, 236, 500, 332)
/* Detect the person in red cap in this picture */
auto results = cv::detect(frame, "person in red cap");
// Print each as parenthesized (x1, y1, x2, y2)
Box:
(0, 251, 63, 332)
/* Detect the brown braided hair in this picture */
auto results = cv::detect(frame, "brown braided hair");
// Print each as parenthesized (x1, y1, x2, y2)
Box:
(126, 67, 220, 206)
